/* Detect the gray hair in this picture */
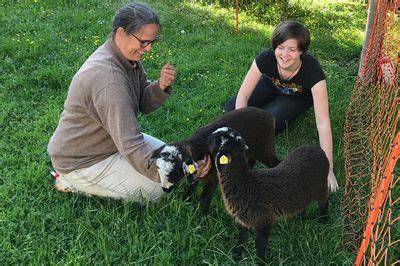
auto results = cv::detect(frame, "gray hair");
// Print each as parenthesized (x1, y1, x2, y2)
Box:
(112, 2, 160, 38)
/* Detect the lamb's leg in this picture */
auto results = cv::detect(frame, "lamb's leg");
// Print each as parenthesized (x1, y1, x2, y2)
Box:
(269, 155, 281, 167)
(199, 176, 218, 215)
(265, 141, 281, 167)
(248, 158, 256, 169)
(182, 181, 198, 202)
(318, 199, 329, 223)
(255, 223, 272, 264)
(232, 224, 248, 261)
(259, 152, 280, 168)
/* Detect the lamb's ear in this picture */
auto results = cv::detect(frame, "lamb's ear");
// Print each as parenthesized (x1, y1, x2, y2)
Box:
(217, 153, 231, 165)
(178, 145, 192, 162)
(183, 159, 198, 184)
(183, 159, 198, 175)
(207, 134, 218, 155)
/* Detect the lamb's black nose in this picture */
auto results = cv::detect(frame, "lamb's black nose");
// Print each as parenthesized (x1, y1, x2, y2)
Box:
(162, 185, 175, 193)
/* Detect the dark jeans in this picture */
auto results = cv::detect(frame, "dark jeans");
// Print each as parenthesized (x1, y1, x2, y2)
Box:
(224, 75, 313, 135)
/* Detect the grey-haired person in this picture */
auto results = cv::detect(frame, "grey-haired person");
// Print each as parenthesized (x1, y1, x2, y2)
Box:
(224, 20, 338, 192)
(48, 2, 210, 202)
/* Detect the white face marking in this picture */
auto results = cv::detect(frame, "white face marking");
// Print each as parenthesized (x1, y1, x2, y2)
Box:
(211, 128, 229, 149)
(212, 127, 229, 134)
(220, 136, 229, 147)
(155, 145, 182, 188)
(161, 145, 182, 159)
(212, 128, 242, 145)
(214, 152, 222, 175)
(156, 158, 175, 189)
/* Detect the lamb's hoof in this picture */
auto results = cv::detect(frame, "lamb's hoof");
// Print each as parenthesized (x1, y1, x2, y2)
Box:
(200, 209, 209, 217)
(318, 214, 329, 223)
(298, 210, 306, 218)
(256, 258, 267, 266)
(199, 203, 210, 216)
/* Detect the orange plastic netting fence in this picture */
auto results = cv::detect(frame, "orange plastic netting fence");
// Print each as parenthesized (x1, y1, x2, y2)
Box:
(341, 0, 399, 265)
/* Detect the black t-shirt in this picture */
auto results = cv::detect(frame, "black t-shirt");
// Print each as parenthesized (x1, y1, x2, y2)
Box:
(255, 48, 325, 97)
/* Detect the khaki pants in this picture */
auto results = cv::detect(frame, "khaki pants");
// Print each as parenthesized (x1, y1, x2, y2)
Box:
(56, 134, 165, 203)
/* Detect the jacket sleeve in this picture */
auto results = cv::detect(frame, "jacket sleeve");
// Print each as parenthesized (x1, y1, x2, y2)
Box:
(137, 62, 173, 114)
(91, 83, 161, 182)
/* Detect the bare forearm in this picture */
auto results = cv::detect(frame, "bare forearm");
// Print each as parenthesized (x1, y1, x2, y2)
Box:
(235, 60, 262, 109)
(317, 122, 334, 169)
(235, 90, 250, 109)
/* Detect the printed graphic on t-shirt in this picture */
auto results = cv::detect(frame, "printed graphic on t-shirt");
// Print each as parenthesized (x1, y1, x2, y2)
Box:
(269, 77, 304, 95)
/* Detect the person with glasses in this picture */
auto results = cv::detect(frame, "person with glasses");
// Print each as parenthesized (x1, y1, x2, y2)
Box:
(48, 2, 210, 202)
(224, 20, 338, 193)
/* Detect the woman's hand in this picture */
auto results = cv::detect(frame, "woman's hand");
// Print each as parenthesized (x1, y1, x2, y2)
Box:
(196, 155, 212, 178)
(328, 168, 339, 193)
(159, 63, 176, 90)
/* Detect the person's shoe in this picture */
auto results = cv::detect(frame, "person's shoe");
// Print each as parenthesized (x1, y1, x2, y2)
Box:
(55, 178, 76, 193)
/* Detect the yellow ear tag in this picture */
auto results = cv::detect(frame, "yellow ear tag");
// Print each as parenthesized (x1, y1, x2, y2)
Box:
(219, 155, 229, 165)
(188, 164, 196, 174)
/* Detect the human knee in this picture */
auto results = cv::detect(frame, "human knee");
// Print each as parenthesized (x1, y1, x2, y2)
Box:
(263, 109, 287, 135)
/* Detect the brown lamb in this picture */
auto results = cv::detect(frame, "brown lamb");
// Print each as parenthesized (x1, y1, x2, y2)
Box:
(207, 127, 329, 264)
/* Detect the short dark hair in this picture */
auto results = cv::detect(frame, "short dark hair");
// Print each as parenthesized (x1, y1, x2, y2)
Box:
(271, 20, 310, 55)
(112, 2, 160, 38)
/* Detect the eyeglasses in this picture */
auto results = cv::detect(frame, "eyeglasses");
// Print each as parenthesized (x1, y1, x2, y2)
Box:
(131, 33, 158, 48)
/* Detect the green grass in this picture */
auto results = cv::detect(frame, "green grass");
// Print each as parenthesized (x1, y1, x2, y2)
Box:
(1, 0, 367, 264)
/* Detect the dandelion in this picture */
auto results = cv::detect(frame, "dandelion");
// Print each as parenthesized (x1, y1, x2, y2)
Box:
(92, 35, 100, 46)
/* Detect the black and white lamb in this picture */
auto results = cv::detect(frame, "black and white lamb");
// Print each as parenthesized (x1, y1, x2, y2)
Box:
(207, 127, 329, 263)
(148, 107, 280, 215)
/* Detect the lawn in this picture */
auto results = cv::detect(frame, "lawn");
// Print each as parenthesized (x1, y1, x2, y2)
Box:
(1, 0, 367, 264)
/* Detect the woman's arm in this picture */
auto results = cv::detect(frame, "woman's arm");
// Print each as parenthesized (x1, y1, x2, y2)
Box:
(235, 60, 263, 109)
(311, 80, 339, 192)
